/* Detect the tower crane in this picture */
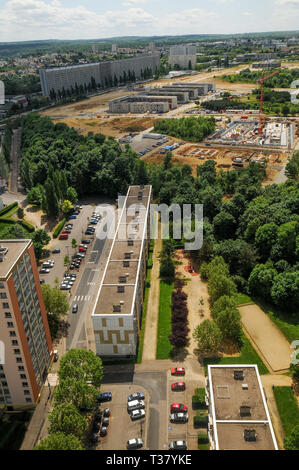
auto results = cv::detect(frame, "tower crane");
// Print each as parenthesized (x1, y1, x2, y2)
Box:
(257, 69, 279, 135)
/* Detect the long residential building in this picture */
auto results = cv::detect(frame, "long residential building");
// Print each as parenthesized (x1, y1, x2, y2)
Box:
(39, 53, 161, 96)
(206, 365, 278, 450)
(109, 94, 177, 114)
(0, 240, 53, 409)
(92, 185, 152, 357)
(169, 45, 197, 69)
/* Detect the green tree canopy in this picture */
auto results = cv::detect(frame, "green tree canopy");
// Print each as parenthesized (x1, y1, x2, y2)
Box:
(35, 432, 83, 450)
(48, 403, 87, 438)
(58, 349, 103, 387)
(193, 320, 222, 355)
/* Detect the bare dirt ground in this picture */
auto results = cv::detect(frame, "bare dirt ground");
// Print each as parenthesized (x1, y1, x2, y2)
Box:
(175, 250, 212, 357)
(239, 304, 291, 372)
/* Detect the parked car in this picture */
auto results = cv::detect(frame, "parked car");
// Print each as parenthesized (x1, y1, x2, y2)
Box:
(128, 392, 145, 402)
(170, 412, 188, 423)
(90, 432, 99, 444)
(90, 219, 98, 224)
(130, 409, 145, 421)
(169, 440, 187, 450)
(96, 392, 112, 402)
(39, 268, 50, 274)
(127, 438, 143, 450)
(82, 239, 91, 244)
(92, 421, 101, 432)
(72, 304, 78, 314)
(60, 284, 71, 290)
(69, 214, 77, 219)
(171, 367, 185, 376)
(93, 410, 102, 422)
(52, 248, 61, 254)
(59, 233, 68, 240)
(170, 403, 188, 413)
(127, 400, 145, 412)
(102, 417, 109, 427)
(39, 278, 45, 284)
(62, 228, 71, 234)
(103, 408, 110, 418)
(99, 427, 107, 437)
(171, 382, 186, 391)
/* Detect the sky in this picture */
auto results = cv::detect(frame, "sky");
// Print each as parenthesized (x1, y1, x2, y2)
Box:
(0, 0, 299, 42)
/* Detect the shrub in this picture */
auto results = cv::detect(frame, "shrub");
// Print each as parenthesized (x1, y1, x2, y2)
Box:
(194, 414, 208, 428)
(53, 218, 67, 238)
(198, 433, 209, 444)
(192, 388, 207, 409)
(18, 220, 35, 232)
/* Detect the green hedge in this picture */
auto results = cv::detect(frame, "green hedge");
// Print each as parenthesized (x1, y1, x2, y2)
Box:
(0, 202, 18, 217)
(19, 220, 35, 232)
(0, 218, 16, 224)
(194, 414, 208, 429)
(192, 388, 207, 409)
(53, 218, 67, 238)
(198, 433, 209, 444)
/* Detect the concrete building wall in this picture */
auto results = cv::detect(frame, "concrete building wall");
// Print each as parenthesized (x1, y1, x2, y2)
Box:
(144, 89, 189, 103)
(161, 86, 199, 99)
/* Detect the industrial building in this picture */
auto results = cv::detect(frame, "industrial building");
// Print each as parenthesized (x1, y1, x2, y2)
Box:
(109, 94, 177, 114)
(0, 240, 53, 409)
(92, 185, 152, 357)
(39, 53, 161, 97)
(206, 365, 278, 450)
(169, 45, 197, 69)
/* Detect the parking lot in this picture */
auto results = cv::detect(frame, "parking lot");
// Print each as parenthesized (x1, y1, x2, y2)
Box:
(96, 384, 149, 450)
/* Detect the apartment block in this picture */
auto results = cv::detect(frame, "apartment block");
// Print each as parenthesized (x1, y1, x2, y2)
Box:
(206, 365, 278, 450)
(169, 45, 197, 69)
(109, 94, 176, 113)
(0, 240, 53, 409)
(39, 54, 161, 96)
(92, 185, 152, 357)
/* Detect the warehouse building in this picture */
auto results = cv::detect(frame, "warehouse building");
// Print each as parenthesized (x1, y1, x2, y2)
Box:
(92, 185, 152, 357)
(169, 45, 197, 69)
(206, 365, 278, 450)
(161, 86, 199, 100)
(39, 53, 161, 97)
(173, 82, 216, 94)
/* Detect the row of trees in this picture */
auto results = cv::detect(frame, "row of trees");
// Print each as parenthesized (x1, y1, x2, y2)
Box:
(169, 279, 189, 349)
(35, 349, 103, 450)
(153, 116, 216, 142)
(41, 282, 69, 339)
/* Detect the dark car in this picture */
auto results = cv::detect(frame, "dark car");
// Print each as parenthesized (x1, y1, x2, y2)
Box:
(90, 433, 99, 443)
(72, 304, 78, 314)
(94, 411, 102, 422)
(128, 392, 145, 402)
(102, 417, 109, 427)
(92, 421, 101, 432)
(99, 427, 107, 437)
(52, 248, 61, 254)
(82, 239, 91, 244)
(85, 230, 93, 235)
(103, 408, 110, 417)
(96, 392, 112, 402)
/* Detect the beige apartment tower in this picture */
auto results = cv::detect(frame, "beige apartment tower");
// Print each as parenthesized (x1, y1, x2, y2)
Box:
(0, 240, 53, 409)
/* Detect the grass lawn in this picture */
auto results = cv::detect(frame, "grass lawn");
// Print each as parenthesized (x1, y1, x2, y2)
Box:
(204, 334, 269, 375)
(156, 279, 174, 360)
(136, 266, 152, 364)
(235, 292, 253, 305)
(0, 206, 18, 219)
(273, 386, 299, 436)
(0, 221, 32, 239)
(253, 297, 299, 344)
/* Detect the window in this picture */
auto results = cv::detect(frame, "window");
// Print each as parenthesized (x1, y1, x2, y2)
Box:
(20, 374, 26, 379)
(18, 366, 24, 371)
(128, 240, 134, 246)
(13, 349, 21, 355)
(0, 374, 5, 379)
(1, 381, 8, 386)
(2, 303, 9, 309)
(3, 389, 9, 395)
(9, 331, 16, 337)
(7, 322, 14, 328)
(11, 340, 18, 346)
(25, 398, 32, 403)
(5, 312, 11, 318)
(16, 357, 22, 363)
(0, 293, 7, 299)
(23, 390, 30, 395)
(22, 382, 28, 387)
(0, 282, 4, 289)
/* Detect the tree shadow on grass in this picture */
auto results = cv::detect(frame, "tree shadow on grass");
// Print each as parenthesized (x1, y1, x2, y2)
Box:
(170, 347, 189, 362)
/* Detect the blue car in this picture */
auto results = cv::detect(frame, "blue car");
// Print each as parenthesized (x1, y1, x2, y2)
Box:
(69, 214, 77, 219)
(96, 392, 112, 403)
(90, 219, 98, 224)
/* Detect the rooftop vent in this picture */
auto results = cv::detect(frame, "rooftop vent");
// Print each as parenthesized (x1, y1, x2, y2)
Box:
(124, 252, 131, 259)
(117, 286, 125, 293)
(240, 406, 251, 417)
(119, 276, 127, 283)
(123, 261, 130, 267)
(242, 384, 248, 390)
(113, 305, 121, 312)
(120, 301, 124, 305)
(234, 370, 244, 381)
(128, 240, 134, 247)
(244, 429, 256, 442)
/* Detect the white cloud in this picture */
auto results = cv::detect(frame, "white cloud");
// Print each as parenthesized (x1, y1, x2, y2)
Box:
(122, 0, 147, 6)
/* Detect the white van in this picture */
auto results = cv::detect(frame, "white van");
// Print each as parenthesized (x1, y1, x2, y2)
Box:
(127, 399, 145, 412)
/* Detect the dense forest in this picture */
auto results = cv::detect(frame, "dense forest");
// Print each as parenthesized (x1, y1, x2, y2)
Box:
(221, 67, 299, 88)
(2, 73, 41, 95)
(153, 116, 216, 142)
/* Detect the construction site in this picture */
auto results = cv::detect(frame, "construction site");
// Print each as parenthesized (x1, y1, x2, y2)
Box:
(208, 119, 294, 149)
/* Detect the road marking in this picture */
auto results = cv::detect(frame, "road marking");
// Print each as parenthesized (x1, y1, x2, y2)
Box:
(87, 282, 95, 286)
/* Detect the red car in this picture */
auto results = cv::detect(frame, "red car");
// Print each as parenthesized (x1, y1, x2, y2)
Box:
(171, 382, 186, 391)
(79, 247, 87, 252)
(63, 229, 71, 234)
(171, 367, 185, 376)
(170, 403, 188, 413)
